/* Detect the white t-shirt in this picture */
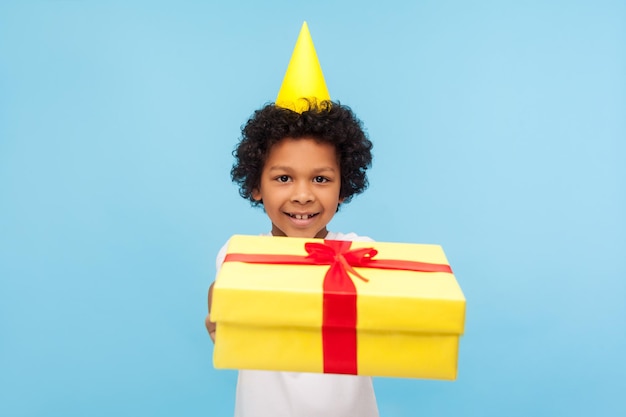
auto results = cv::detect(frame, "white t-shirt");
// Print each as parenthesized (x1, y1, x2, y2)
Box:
(215, 232, 379, 417)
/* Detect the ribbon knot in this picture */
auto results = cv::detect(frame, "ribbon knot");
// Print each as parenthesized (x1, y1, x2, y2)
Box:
(305, 241, 376, 283)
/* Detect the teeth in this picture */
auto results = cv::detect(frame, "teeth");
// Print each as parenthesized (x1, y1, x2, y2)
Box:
(293, 214, 313, 220)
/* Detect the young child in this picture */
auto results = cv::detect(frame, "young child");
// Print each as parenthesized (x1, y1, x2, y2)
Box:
(205, 23, 379, 417)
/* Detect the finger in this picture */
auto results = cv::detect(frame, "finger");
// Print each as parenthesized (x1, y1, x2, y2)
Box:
(205, 315, 217, 343)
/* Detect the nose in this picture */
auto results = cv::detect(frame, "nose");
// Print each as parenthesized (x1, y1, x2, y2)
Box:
(291, 180, 314, 204)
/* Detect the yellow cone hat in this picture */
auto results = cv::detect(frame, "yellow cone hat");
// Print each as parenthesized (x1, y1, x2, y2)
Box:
(276, 22, 330, 113)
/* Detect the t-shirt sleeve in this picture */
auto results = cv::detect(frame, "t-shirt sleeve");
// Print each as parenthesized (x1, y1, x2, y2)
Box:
(215, 240, 230, 273)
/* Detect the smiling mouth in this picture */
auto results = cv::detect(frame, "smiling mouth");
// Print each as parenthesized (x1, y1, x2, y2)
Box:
(287, 213, 319, 220)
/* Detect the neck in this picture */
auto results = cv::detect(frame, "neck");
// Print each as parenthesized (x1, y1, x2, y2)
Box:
(270, 226, 329, 239)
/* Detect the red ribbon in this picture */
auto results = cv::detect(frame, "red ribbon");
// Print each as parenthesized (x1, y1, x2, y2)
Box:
(224, 239, 452, 375)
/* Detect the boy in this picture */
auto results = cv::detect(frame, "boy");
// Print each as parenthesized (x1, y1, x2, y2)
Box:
(206, 23, 379, 417)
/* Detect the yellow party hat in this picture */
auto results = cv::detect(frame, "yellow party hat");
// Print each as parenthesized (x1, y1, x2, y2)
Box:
(276, 22, 330, 113)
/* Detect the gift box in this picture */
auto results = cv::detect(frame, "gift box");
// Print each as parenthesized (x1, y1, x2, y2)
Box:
(211, 235, 466, 380)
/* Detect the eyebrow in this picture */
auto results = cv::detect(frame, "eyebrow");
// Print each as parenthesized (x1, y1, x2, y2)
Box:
(266, 165, 338, 173)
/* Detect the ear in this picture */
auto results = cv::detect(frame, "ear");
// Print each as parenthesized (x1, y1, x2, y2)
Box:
(252, 188, 262, 201)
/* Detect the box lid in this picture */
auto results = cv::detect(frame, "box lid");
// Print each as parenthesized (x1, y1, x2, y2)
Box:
(211, 235, 465, 335)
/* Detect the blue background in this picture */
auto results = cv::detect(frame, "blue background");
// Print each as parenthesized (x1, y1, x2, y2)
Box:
(1, 1, 624, 416)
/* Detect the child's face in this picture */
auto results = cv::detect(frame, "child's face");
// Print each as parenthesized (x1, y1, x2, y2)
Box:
(252, 137, 343, 239)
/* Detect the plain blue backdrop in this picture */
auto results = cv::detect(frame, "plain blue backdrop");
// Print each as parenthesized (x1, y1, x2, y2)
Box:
(1, 1, 624, 416)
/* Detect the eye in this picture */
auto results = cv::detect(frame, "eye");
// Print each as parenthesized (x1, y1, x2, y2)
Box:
(313, 176, 329, 183)
(276, 175, 291, 183)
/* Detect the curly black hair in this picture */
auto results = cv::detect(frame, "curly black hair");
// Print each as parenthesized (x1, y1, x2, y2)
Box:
(231, 100, 373, 206)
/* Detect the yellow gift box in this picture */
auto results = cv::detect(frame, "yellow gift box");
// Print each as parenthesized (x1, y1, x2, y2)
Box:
(211, 235, 466, 380)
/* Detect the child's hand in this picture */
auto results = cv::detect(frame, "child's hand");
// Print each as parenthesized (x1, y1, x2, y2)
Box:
(206, 282, 216, 342)
(205, 313, 216, 342)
